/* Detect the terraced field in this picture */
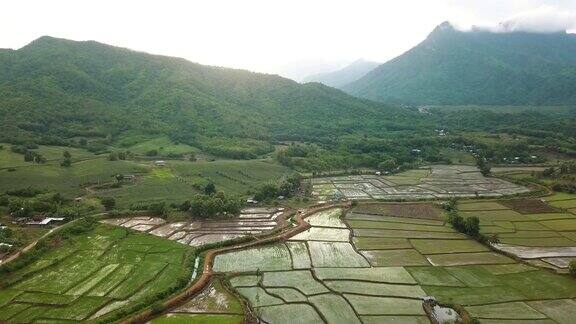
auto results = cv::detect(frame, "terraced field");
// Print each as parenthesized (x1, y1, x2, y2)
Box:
(0, 224, 193, 323)
(102, 207, 287, 247)
(459, 194, 576, 272)
(210, 204, 576, 323)
(312, 165, 529, 202)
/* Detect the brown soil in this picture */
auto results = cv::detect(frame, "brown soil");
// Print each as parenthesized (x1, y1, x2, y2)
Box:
(501, 199, 559, 214)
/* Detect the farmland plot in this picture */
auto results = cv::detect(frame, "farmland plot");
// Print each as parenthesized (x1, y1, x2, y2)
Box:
(101, 206, 286, 247)
(202, 204, 576, 323)
(458, 197, 576, 271)
(311, 165, 529, 201)
(0, 224, 192, 323)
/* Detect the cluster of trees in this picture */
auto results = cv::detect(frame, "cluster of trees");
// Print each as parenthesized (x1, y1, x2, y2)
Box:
(0, 188, 93, 220)
(11, 145, 47, 164)
(253, 173, 303, 201)
(444, 199, 481, 237)
(0, 227, 17, 252)
(60, 150, 72, 167)
(183, 192, 243, 218)
(540, 161, 576, 193)
(108, 151, 131, 161)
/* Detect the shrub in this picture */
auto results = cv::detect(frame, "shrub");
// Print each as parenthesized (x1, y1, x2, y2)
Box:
(570, 260, 576, 277)
(101, 197, 116, 210)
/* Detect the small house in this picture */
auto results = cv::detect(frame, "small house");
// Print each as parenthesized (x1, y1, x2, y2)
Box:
(246, 198, 258, 204)
(26, 217, 65, 226)
(154, 160, 167, 167)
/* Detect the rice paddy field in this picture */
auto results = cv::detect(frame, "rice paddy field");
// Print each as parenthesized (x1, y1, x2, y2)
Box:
(311, 165, 529, 202)
(102, 207, 286, 247)
(0, 224, 194, 323)
(458, 193, 576, 271)
(209, 204, 576, 323)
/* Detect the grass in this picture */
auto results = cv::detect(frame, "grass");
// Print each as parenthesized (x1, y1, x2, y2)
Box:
(0, 224, 193, 322)
(409, 239, 488, 254)
(119, 136, 198, 156)
(0, 144, 95, 169)
(360, 249, 430, 267)
(170, 159, 290, 195)
(0, 158, 149, 197)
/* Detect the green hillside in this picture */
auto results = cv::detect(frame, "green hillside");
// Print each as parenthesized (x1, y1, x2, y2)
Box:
(0, 36, 412, 152)
(344, 22, 576, 105)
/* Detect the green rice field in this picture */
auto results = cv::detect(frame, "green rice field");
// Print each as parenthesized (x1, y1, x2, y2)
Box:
(0, 223, 193, 323)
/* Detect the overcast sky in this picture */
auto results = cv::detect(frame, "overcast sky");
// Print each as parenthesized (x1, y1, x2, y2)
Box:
(1, 0, 575, 80)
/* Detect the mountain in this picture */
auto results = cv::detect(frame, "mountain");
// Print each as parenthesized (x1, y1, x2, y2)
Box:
(0, 37, 413, 152)
(344, 22, 576, 105)
(302, 59, 379, 88)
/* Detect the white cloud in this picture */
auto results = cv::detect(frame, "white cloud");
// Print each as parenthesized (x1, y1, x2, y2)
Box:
(499, 5, 576, 33)
(0, 0, 574, 79)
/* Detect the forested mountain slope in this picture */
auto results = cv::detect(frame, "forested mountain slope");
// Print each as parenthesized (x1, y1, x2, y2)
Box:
(0, 37, 413, 147)
(344, 22, 576, 105)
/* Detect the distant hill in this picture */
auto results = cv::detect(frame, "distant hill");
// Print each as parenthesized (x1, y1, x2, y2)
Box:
(302, 59, 379, 88)
(0, 37, 415, 151)
(344, 22, 576, 105)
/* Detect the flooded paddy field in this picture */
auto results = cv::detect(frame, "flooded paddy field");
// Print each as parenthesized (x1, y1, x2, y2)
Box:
(312, 165, 530, 202)
(206, 204, 576, 323)
(101, 207, 287, 247)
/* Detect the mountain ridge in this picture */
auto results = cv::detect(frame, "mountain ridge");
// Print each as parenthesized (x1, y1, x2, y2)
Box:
(0, 36, 412, 150)
(344, 22, 576, 105)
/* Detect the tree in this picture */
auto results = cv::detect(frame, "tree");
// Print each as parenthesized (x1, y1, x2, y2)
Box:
(146, 149, 158, 157)
(204, 182, 216, 195)
(24, 151, 34, 162)
(60, 158, 72, 167)
(63, 150, 71, 158)
(464, 216, 480, 236)
(570, 260, 576, 277)
(108, 152, 118, 161)
(100, 197, 116, 210)
(378, 157, 397, 171)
